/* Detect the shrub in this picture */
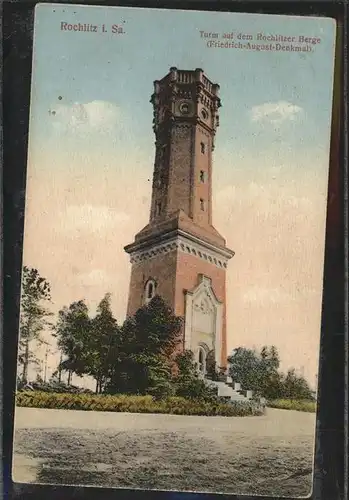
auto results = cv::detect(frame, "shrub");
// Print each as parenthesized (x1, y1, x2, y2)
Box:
(147, 380, 175, 401)
(16, 391, 264, 417)
(173, 351, 219, 402)
(175, 377, 218, 402)
(17, 381, 93, 394)
(268, 399, 316, 413)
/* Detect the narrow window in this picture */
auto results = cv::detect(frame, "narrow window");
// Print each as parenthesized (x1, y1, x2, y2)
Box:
(200, 170, 205, 183)
(147, 282, 154, 299)
(145, 280, 156, 304)
(200, 198, 205, 211)
(156, 202, 162, 216)
(200, 142, 206, 154)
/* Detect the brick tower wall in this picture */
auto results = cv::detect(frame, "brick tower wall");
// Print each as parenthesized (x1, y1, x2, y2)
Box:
(192, 126, 213, 227)
(167, 125, 193, 217)
(126, 249, 178, 318)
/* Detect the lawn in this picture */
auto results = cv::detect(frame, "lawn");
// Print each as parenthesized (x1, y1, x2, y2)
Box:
(268, 399, 316, 413)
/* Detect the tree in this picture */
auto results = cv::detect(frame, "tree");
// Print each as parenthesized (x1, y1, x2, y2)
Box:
(106, 296, 183, 395)
(281, 368, 314, 400)
(49, 370, 60, 384)
(35, 373, 44, 384)
(88, 293, 121, 394)
(228, 347, 263, 394)
(54, 300, 91, 384)
(124, 295, 183, 357)
(228, 345, 282, 398)
(173, 350, 217, 401)
(19, 266, 53, 384)
(139, 352, 174, 400)
(258, 345, 281, 398)
(228, 346, 314, 400)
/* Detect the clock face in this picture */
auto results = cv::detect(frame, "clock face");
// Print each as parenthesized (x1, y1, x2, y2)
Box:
(200, 108, 209, 120)
(179, 101, 191, 115)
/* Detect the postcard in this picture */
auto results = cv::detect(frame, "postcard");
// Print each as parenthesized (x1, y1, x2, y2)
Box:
(12, 3, 336, 497)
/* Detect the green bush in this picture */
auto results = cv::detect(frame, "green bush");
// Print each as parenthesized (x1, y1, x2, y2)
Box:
(174, 377, 218, 402)
(147, 380, 175, 401)
(17, 380, 94, 394)
(173, 351, 219, 402)
(268, 399, 316, 413)
(16, 391, 264, 417)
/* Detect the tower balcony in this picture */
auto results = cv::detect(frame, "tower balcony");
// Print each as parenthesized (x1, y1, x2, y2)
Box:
(153, 67, 220, 98)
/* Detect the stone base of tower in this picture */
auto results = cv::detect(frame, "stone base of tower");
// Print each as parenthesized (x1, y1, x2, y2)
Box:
(125, 227, 234, 370)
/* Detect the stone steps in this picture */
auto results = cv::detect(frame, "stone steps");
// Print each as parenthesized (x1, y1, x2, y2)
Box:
(205, 379, 253, 403)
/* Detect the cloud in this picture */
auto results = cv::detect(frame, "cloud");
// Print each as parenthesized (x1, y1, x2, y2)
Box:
(216, 183, 273, 206)
(50, 100, 120, 134)
(58, 204, 130, 233)
(215, 183, 314, 212)
(250, 101, 303, 124)
(242, 286, 292, 305)
(215, 185, 236, 203)
(241, 284, 321, 306)
(79, 269, 111, 287)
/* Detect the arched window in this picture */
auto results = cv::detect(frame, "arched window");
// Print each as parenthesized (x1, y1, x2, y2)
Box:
(144, 279, 156, 304)
(147, 282, 154, 299)
(198, 346, 207, 375)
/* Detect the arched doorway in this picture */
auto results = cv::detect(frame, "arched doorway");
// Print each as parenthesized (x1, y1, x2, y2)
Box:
(205, 349, 216, 380)
(198, 345, 207, 376)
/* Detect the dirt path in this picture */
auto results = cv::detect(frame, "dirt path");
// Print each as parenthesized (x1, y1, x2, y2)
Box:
(13, 407, 316, 497)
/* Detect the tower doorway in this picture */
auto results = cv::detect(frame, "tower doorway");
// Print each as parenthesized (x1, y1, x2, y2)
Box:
(206, 349, 216, 379)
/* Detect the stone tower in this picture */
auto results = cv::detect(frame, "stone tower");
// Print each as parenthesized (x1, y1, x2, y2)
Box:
(124, 67, 234, 372)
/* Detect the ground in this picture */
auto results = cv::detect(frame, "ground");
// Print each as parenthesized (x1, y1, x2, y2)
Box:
(13, 407, 315, 497)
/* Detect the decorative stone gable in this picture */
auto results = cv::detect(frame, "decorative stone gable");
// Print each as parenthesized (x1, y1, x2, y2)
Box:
(184, 275, 223, 369)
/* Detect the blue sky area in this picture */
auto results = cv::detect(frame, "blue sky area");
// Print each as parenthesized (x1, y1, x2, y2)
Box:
(32, 4, 335, 166)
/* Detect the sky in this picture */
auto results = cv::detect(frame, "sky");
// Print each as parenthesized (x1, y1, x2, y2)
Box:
(22, 3, 336, 388)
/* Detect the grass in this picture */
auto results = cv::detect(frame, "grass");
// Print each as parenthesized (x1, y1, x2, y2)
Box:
(268, 399, 316, 413)
(16, 391, 264, 416)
